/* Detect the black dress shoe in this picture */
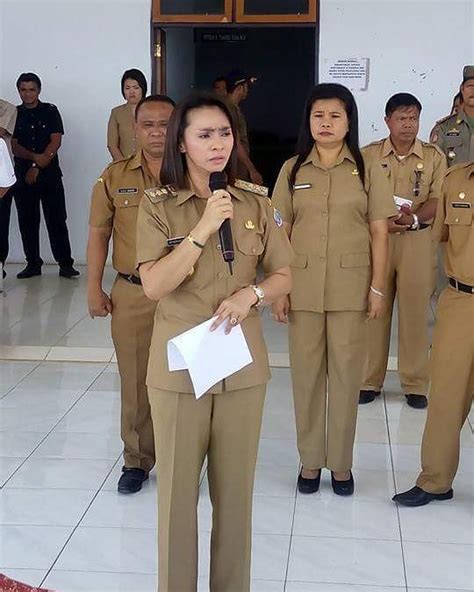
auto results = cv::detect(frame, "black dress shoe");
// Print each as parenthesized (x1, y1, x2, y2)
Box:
(117, 467, 149, 494)
(17, 265, 42, 279)
(59, 265, 80, 278)
(393, 485, 453, 507)
(405, 394, 427, 409)
(2, 268, 5, 279)
(359, 389, 381, 404)
(297, 469, 321, 494)
(331, 471, 354, 496)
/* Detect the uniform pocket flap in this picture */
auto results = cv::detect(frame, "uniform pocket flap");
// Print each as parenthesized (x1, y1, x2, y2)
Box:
(340, 252, 371, 268)
(116, 195, 141, 208)
(445, 207, 472, 226)
(291, 253, 308, 269)
(235, 234, 264, 256)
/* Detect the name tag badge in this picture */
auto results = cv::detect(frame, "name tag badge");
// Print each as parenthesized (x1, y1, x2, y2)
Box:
(167, 236, 186, 247)
(293, 183, 312, 190)
(452, 202, 471, 209)
(394, 195, 413, 210)
(117, 187, 138, 194)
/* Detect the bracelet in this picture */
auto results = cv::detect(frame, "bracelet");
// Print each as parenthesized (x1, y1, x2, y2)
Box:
(370, 285, 385, 298)
(410, 213, 419, 230)
(186, 233, 205, 250)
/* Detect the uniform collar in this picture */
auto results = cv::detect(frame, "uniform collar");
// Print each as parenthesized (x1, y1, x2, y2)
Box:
(383, 137, 424, 160)
(128, 151, 144, 170)
(302, 143, 356, 168)
(175, 183, 245, 206)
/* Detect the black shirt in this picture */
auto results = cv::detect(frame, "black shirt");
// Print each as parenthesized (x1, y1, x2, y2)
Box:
(13, 101, 64, 177)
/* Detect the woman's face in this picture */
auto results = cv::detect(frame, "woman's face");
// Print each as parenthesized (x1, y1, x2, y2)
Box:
(123, 78, 143, 104)
(181, 106, 234, 177)
(309, 98, 349, 147)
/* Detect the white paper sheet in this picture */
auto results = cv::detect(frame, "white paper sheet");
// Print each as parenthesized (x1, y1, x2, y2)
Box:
(167, 317, 253, 399)
(393, 195, 413, 210)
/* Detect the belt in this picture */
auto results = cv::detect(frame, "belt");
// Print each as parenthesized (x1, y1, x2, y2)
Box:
(449, 277, 474, 294)
(407, 223, 430, 232)
(118, 272, 142, 286)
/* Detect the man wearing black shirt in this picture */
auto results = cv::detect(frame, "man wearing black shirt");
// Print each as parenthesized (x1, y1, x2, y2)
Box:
(12, 72, 78, 278)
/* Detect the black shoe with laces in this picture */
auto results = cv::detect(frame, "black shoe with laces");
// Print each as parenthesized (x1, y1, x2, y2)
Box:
(117, 467, 149, 494)
(17, 265, 42, 279)
(393, 485, 453, 507)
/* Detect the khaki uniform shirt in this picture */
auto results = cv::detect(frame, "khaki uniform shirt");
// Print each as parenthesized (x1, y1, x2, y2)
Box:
(432, 162, 474, 285)
(229, 102, 250, 153)
(0, 99, 18, 153)
(430, 109, 474, 166)
(136, 181, 293, 394)
(89, 151, 156, 275)
(363, 137, 447, 214)
(272, 144, 396, 313)
(107, 103, 137, 159)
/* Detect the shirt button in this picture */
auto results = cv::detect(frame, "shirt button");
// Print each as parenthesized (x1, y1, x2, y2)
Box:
(322, 236, 327, 241)
(320, 256, 326, 262)
(124, 200, 129, 205)
(251, 247, 256, 254)
(455, 218, 460, 223)
(322, 211, 328, 218)
(217, 272, 224, 279)
(216, 244, 222, 250)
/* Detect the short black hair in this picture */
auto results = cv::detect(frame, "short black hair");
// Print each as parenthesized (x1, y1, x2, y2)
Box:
(135, 94, 176, 121)
(213, 76, 226, 85)
(385, 93, 422, 117)
(16, 72, 42, 91)
(121, 68, 148, 99)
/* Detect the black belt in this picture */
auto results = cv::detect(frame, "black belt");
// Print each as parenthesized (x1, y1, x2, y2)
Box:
(407, 223, 430, 232)
(449, 277, 474, 294)
(118, 272, 142, 286)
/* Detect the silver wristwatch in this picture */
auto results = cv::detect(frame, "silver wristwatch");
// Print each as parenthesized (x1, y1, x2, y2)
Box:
(250, 284, 265, 307)
(410, 213, 419, 230)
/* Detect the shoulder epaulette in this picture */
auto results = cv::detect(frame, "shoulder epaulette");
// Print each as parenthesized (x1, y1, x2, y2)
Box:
(421, 141, 445, 157)
(445, 162, 470, 177)
(234, 179, 269, 197)
(144, 185, 177, 204)
(434, 114, 454, 126)
(365, 139, 385, 148)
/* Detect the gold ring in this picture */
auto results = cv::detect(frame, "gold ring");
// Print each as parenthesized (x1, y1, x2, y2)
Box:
(230, 317, 237, 325)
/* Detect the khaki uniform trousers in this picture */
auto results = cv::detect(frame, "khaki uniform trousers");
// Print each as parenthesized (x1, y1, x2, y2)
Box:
(363, 228, 433, 395)
(110, 275, 156, 472)
(416, 288, 474, 493)
(289, 310, 367, 472)
(148, 384, 266, 592)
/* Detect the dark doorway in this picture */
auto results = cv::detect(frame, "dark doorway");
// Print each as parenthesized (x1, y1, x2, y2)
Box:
(162, 26, 317, 189)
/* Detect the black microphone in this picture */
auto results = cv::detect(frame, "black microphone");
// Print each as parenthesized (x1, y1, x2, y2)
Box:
(209, 171, 234, 276)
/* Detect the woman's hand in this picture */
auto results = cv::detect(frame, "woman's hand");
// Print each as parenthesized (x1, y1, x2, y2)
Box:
(210, 287, 257, 334)
(272, 295, 290, 324)
(367, 290, 384, 320)
(192, 190, 233, 243)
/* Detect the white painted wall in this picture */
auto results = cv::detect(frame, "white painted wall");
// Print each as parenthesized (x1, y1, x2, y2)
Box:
(319, 0, 474, 145)
(0, 0, 151, 264)
(1, 0, 472, 263)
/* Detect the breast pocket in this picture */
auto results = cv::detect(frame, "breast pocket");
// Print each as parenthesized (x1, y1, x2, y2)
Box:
(235, 233, 264, 283)
(115, 194, 141, 209)
(445, 135, 463, 149)
(340, 252, 371, 268)
(445, 207, 472, 227)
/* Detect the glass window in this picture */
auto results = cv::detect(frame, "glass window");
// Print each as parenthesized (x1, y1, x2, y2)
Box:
(159, 0, 226, 15)
(241, 0, 309, 15)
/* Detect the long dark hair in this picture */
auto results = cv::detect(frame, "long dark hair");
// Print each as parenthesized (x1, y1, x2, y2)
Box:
(160, 93, 237, 189)
(289, 83, 365, 191)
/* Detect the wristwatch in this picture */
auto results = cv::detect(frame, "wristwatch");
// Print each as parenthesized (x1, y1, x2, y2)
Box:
(410, 213, 419, 230)
(250, 284, 265, 307)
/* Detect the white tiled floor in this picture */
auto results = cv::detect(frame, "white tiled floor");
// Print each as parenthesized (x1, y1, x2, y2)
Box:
(0, 265, 472, 592)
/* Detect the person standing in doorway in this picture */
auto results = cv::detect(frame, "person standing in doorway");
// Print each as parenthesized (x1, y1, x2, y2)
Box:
(107, 68, 148, 162)
(272, 83, 395, 496)
(226, 70, 263, 184)
(360, 93, 447, 409)
(12, 72, 78, 279)
(87, 94, 175, 494)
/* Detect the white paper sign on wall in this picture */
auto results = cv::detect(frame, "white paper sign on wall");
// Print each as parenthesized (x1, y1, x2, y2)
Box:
(321, 58, 370, 91)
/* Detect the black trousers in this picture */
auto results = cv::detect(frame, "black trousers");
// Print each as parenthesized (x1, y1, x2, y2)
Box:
(14, 173, 74, 267)
(0, 188, 14, 264)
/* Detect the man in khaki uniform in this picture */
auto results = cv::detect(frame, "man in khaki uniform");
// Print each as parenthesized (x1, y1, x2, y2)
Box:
(393, 161, 473, 506)
(226, 70, 263, 184)
(430, 65, 474, 166)
(87, 94, 174, 494)
(0, 98, 17, 278)
(360, 93, 447, 409)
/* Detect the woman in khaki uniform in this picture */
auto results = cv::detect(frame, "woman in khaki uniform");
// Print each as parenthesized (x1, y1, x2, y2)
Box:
(272, 83, 396, 496)
(107, 68, 147, 161)
(136, 93, 293, 592)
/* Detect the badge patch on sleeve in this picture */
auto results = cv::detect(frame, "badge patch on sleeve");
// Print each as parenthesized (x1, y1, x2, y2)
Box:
(273, 208, 283, 227)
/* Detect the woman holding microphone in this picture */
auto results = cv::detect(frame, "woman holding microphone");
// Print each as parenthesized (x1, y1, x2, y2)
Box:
(136, 93, 292, 592)
(272, 83, 396, 496)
